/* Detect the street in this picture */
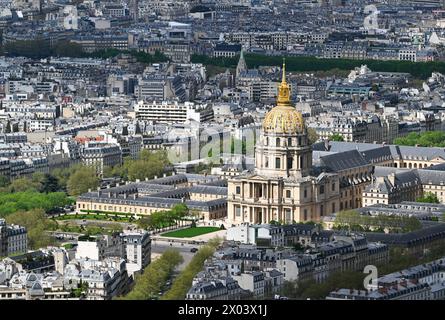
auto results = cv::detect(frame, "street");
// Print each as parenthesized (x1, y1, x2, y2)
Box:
(150, 239, 201, 271)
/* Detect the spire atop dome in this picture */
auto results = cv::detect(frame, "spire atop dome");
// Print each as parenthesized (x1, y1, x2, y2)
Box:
(277, 59, 291, 107)
(281, 59, 286, 84)
(262, 59, 305, 135)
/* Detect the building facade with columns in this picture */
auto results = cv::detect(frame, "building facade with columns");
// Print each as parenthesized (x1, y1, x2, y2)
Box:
(227, 63, 347, 225)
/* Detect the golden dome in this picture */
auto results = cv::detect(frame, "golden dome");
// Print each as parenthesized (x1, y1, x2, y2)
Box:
(262, 61, 305, 134)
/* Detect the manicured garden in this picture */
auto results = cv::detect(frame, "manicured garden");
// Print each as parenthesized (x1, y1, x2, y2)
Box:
(161, 227, 221, 238)
(56, 213, 133, 222)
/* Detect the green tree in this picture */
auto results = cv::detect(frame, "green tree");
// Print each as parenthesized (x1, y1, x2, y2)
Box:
(67, 166, 99, 196)
(119, 249, 183, 300)
(39, 173, 60, 193)
(330, 134, 344, 142)
(394, 131, 445, 147)
(5, 209, 57, 249)
(54, 41, 83, 57)
(307, 127, 319, 145)
(124, 150, 170, 181)
(0, 175, 9, 188)
(416, 192, 440, 204)
(161, 238, 221, 300)
(8, 177, 42, 193)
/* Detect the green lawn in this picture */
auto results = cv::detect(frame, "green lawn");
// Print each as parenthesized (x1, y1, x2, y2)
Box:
(161, 227, 220, 238)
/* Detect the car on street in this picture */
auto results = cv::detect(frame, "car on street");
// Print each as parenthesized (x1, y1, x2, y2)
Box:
(190, 247, 198, 253)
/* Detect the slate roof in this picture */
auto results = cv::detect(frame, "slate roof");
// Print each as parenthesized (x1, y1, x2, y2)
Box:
(319, 149, 370, 172)
(416, 169, 445, 185)
(364, 222, 445, 246)
(326, 141, 445, 161)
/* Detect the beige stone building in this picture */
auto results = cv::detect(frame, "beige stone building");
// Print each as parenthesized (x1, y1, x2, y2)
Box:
(76, 174, 228, 221)
(227, 64, 373, 225)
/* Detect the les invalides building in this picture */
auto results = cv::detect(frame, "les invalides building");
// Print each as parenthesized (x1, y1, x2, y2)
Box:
(227, 62, 373, 225)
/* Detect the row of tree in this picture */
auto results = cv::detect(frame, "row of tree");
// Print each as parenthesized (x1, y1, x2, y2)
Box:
(0, 166, 99, 198)
(136, 204, 193, 231)
(334, 210, 422, 233)
(1, 39, 169, 63)
(191, 53, 445, 79)
(118, 249, 183, 300)
(103, 150, 170, 182)
(161, 238, 222, 300)
(393, 131, 445, 148)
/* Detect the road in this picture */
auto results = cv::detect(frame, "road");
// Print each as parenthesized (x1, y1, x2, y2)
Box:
(151, 239, 201, 271)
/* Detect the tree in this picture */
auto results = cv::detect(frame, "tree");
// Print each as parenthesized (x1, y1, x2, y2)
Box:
(136, 216, 152, 230)
(67, 166, 99, 196)
(0, 175, 9, 188)
(8, 177, 41, 193)
(119, 249, 183, 300)
(161, 238, 221, 300)
(52, 164, 83, 190)
(416, 192, 440, 204)
(54, 41, 83, 58)
(5, 209, 57, 249)
(39, 173, 60, 193)
(394, 131, 445, 147)
(124, 150, 170, 181)
(307, 127, 319, 145)
(330, 134, 344, 142)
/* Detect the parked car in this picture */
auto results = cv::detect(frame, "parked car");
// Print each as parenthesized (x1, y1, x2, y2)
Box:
(190, 248, 198, 253)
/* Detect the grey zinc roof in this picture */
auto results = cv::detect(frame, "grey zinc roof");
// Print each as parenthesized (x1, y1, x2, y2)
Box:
(361, 146, 393, 164)
(319, 149, 370, 172)
(78, 192, 227, 210)
(364, 222, 445, 246)
(188, 185, 228, 196)
(425, 163, 445, 171)
(416, 169, 445, 185)
(326, 141, 445, 161)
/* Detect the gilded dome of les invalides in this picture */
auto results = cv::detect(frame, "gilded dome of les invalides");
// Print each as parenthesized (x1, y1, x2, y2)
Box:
(262, 62, 305, 135)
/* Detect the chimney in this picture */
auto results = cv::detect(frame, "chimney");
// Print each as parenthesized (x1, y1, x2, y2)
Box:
(88, 188, 91, 192)
(154, 175, 158, 179)
(145, 177, 148, 181)
(163, 173, 167, 177)
(136, 179, 140, 183)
